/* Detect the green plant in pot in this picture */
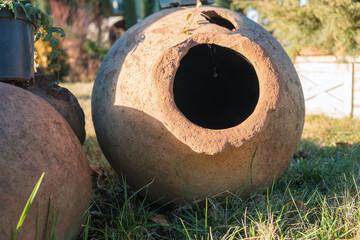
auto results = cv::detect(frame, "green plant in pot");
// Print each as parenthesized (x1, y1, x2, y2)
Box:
(0, 0, 65, 87)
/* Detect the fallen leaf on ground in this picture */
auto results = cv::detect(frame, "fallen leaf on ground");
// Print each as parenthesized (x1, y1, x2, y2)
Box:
(89, 164, 102, 176)
(286, 199, 308, 212)
(150, 215, 168, 225)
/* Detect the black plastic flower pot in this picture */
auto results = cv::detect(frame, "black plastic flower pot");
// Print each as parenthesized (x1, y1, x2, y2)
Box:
(0, 7, 35, 86)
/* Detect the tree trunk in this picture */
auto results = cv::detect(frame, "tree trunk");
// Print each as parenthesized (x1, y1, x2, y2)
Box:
(124, 0, 138, 29)
(141, 0, 158, 19)
(215, 0, 230, 9)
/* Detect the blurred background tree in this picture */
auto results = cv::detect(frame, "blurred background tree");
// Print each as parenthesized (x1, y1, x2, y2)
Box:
(35, 0, 119, 81)
(141, 0, 158, 19)
(215, 0, 231, 8)
(34, 0, 161, 81)
(233, 0, 360, 59)
(33, 0, 249, 82)
(123, 0, 137, 29)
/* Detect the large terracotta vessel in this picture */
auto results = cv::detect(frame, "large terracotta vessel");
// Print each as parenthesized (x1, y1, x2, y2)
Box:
(92, 6, 305, 203)
(0, 82, 91, 239)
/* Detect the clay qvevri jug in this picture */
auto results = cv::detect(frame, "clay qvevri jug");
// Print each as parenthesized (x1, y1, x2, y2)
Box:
(0, 82, 91, 239)
(92, 6, 305, 203)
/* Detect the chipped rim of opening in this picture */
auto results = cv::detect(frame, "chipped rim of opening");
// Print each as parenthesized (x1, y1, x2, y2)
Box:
(152, 32, 280, 155)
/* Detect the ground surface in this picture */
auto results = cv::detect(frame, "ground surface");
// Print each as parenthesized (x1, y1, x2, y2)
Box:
(63, 81, 360, 240)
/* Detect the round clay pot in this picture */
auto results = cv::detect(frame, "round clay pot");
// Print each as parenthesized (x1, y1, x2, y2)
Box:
(92, 6, 305, 203)
(0, 82, 91, 239)
(27, 72, 86, 144)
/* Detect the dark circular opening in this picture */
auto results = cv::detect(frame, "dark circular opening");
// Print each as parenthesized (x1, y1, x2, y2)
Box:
(173, 44, 259, 129)
(202, 11, 236, 31)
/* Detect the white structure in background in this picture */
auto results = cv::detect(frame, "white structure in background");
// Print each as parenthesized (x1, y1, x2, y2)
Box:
(300, 0, 306, 7)
(295, 56, 360, 119)
(87, 16, 124, 47)
(246, 7, 258, 23)
(112, 0, 123, 14)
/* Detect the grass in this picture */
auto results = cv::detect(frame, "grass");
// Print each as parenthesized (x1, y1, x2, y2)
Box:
(12, 173, 45, 240)
(62, 82, 360, 239)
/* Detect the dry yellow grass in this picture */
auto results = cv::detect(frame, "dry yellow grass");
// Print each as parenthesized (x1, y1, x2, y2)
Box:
(60, 81, 109, 168)
(302, 115, 360, 146)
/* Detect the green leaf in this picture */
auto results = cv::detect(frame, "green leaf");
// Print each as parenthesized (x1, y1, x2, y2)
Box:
(47, 27, 59, 33)
(49, 49, 66, 60)
(24, 3, 33, 8)
(43, 32, 52, 41)
(57, 49, 66, 56)
(15, 173, 45, 237)
(49, 51, 59, 61)
(58, 28, 66, 37)
(48, 63, 60, 69)
(43, 15, 53, 30)
(50, 39, 59, 47)
(35, 32, 42, 42)
(19, 2, 30, 18)
(10, 1, 19, 17)
(39, 11, 46, 26)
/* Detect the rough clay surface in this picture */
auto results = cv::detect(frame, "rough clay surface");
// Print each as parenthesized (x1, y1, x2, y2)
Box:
(92, 6, 305, 203)
(27, 73, 86, 144)
(0, 82, 91, 240)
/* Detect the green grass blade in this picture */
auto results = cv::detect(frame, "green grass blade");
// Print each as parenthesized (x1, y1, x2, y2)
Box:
(171, 159, 193, 198)
(180, 218, 192, 240)
(15, 172, 45, 237)
(204, 198, 208, 234)
(44, 196, 52, 239)
(83, 215, 90, 240)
